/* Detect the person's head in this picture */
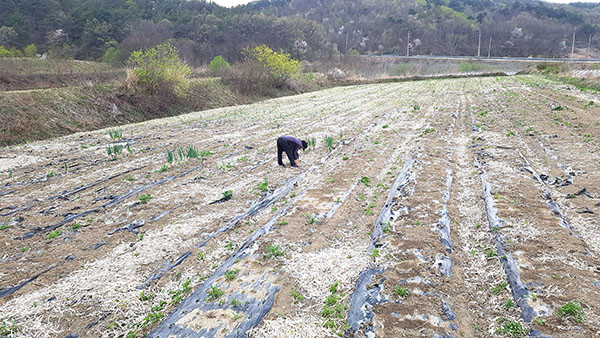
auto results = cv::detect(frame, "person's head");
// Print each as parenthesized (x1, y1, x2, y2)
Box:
(301, 140, 308, 150)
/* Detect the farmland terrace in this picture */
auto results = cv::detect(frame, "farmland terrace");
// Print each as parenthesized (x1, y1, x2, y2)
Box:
(0, 75, 599, 337)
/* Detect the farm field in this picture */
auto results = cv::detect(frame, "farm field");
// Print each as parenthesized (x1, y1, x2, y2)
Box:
(0, 75, 599, 337)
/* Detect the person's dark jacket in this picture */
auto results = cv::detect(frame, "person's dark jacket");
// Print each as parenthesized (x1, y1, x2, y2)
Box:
(277, 136, 303, 167)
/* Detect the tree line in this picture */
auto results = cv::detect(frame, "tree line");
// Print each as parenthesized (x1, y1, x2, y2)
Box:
(1, 0, 599, 65)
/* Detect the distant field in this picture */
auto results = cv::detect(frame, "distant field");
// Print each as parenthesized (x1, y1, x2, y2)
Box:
(0, 58, 123, 91)
(0, 75, 599, 337)
(0, 58, 116, 76)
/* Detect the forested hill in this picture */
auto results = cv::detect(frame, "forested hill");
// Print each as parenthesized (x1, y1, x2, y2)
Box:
(242, 0, 600, 57)
(1, 0, 599, 65)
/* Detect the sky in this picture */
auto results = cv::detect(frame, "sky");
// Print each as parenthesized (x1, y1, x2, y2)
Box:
(209, 0, 599, 6)
(209, 0, 252, 7)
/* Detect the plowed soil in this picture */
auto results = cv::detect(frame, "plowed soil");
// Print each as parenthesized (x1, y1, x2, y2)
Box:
(1, 75, 599, 338)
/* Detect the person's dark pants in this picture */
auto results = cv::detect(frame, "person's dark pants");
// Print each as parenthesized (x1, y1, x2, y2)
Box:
(277, 137, 297, 167)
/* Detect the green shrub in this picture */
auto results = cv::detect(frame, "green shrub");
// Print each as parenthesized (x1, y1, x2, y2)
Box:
(0, 46, 13, 57)
(242, 45, 301, 87)
(9, 47, 23, 57)
(209, 55, 230, 75)
(127, 42, 191, 96)
(102, 47, 121, 66)
(24, 44, 37, 57)
(536, 62, 560, 74)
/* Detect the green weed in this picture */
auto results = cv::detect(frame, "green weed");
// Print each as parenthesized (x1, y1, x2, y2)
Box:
(485, 248, 497, 259)
(359, 176, 371, 187)
(492, 282, 508, 295)
(206, 285, 224, 301)
(46, 230, 61, 239)
(218, 162, 232, 171)
(290, 288, 305, 303)
(138, 193, 152, 204)
(257, 179, 269, 192)
(264, 244, 285, 259)
(139, 291, 155, 302)
(556, 301, 584, 323)
(420, 128, 436, 137)
(224, 269, 239, 281)
(70, 223, 82, 230)
(393, 285, 408, 298)
(496, 320, 528, 337)
(0, 320, 19, 336)
(142, 311, 163, 326)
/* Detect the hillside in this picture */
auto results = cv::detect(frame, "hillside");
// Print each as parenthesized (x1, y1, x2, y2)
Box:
(1, 0, 599, 64)
(244, 0, 600, 57)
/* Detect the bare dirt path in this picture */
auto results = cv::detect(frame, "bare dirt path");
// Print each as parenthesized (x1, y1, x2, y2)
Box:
(1, 75, 599, 337)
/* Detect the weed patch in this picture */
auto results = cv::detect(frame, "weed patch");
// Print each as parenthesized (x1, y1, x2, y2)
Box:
(206, 285, 224, 301)
(257, 179, 269, 192)
(264, 244, 285, 259)
(170, 279, 192, 305)
(46, 230, 61, 239)
(290, 288, 305, 303)
(225, 269, 239, 281)
(393, 285, 408, 298)
(138, 193, 152, 204)
(556, 301, 584, 323)
(496, 320, 528, 337)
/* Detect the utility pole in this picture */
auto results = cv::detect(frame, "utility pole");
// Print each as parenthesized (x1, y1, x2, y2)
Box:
(477, 28, 481, 58)
(406, 31, 410, 57)
(488, 36, 492, 58)
(571, 27, 576, 60)
(345, 32, 348, 55)
(588, 34, 592, 59)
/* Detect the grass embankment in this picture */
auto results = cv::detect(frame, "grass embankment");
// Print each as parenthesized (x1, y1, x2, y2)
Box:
(0, 78, 258, 146)
(553, 76, 600, 93)
(528, 62, 600, 93)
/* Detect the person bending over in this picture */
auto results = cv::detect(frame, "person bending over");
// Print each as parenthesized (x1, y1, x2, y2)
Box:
(277, 136, 307, 167)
